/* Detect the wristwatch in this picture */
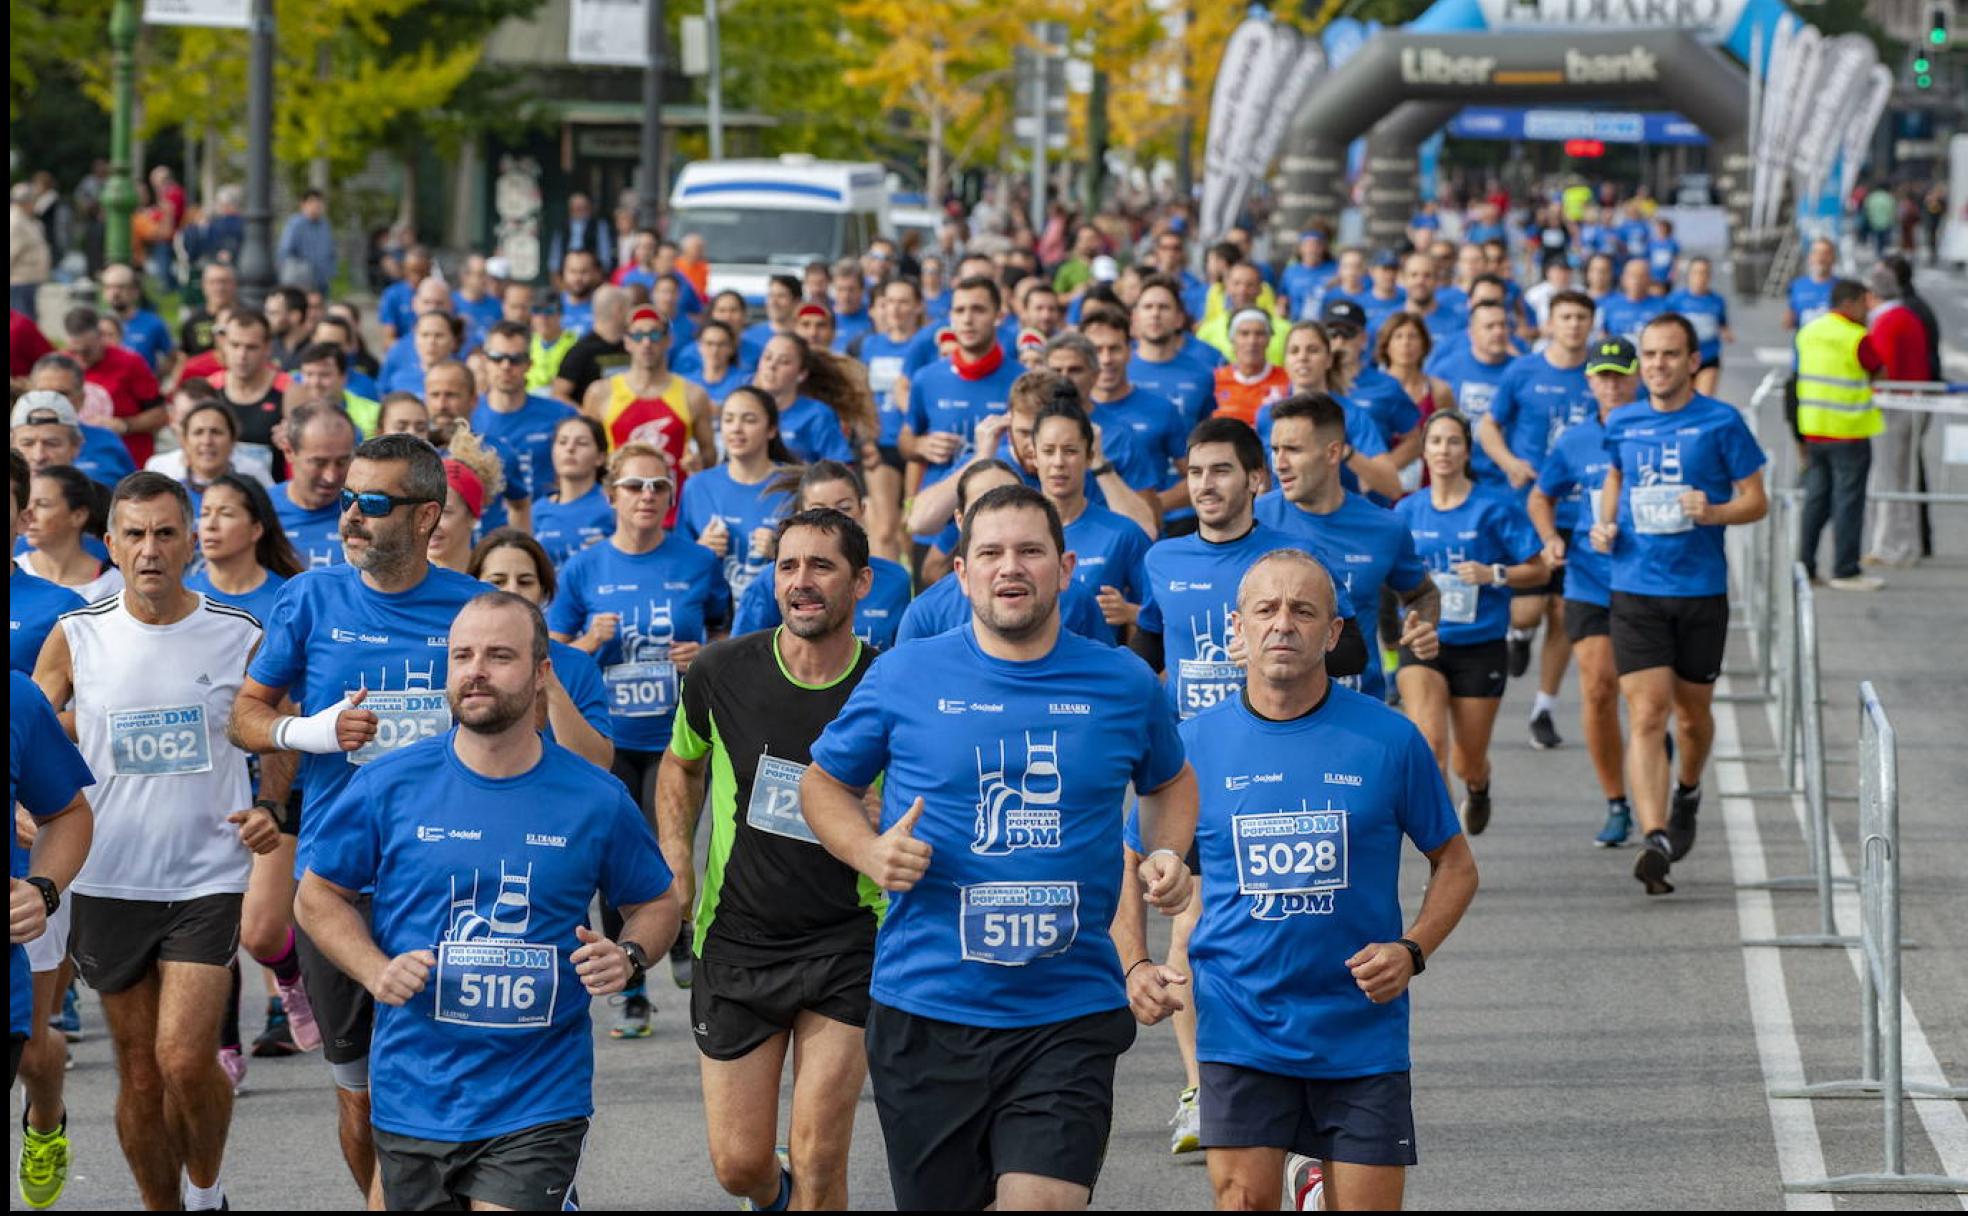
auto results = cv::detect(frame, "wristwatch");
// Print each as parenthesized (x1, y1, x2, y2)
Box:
(621, 941, 651, 988)
(26, 876, 60, 917)
(1490, 563, 1509, 587)
(1396, 937, 1426, 976)
(1089, 462, 1116, 479)
(253, 797, 287, 829)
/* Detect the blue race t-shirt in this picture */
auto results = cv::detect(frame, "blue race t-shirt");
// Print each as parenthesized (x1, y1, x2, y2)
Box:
(1430, 346, 1515, 481)
(1359, 289, 1408, 346)
(1663, 288, 1729, 364)
(9, 567, 85, 673)
(730, 554, 914, 652)
(905, 356, 1022, 502)
(78, 425, 137, 489)
(471, 395, 577, 501)
(1281, 261, 1337, 320)
(545, 639, 611, 750)
(1348, 366, 1423, 447)
(1595, 293, 1667, 347)
(809, 626, 1185, 1028)
(1184, 687, 1458, 1078)
(778, 396, 855, 466)
(1063, 504, 1152, 605)
(10, 673, 94, 1037)
(273, 483, 345, 570)
(531, 485, 614, 570)
(1602, 395, 1766, 598)
(1136, 523, 1357, 719)
(185, 566, 287, 625)
(675, 464, 793, 604)
(1787, 275, 1835, 329)
(247, 563, 488, 875)
(1535, 413, 1615, 607)
(547, 535, 731, 751)
(860, 329, 937, 448)
(1128, 350, 1217, 431)
(1647, 238, 1680, 285)
(896, 573, 1116, 646)
(119, 309, 174, 373)
(308, 734, 669, 1141)
(377, 279, 415, 337)
(1394, 484, 1542, 646)
(1254, 491, 1426, 701)
(1093, 388, 1187, 495)
(1488, 351, 1594, 495)
(681, 362, 750, 409)
(1413, 301, 1466, 348)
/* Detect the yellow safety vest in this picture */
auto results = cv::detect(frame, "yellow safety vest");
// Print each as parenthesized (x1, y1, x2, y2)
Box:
(1793, 312, 1881, 441)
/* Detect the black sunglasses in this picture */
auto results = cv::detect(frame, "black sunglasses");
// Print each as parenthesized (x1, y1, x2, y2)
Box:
(339, 489, 439, 518)
(483, 352, 529, 365)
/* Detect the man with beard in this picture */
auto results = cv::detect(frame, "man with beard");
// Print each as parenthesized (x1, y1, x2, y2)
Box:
(298, 591, 677, 1211)
(229, 433, 487, 1205)
(656, 508, 886, 1210)
(803, 484, 1198, 1212)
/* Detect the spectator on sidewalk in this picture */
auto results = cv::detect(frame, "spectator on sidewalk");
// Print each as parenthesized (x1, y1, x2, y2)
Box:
(548, 191, 613, 280)
(1862, 263, 1934, 570)
(276, 189, 338, 292)
(11, 184, 51, 317)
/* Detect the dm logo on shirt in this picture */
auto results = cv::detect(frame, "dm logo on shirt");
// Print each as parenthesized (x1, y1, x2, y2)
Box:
(434, 863, 560, 1029)
(972, 731, 1064, 856)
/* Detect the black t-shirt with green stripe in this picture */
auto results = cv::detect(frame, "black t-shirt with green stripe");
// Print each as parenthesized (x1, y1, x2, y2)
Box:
(670, 627, 884, 966)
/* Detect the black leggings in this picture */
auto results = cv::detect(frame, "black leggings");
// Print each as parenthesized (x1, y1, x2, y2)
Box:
(604, 747, 665, 943)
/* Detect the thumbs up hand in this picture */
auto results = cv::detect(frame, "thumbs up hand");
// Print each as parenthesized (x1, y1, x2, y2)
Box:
(862, 797, 934, 892)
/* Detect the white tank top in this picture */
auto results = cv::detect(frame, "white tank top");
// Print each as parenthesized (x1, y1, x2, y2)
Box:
(63, 591, 263, 901)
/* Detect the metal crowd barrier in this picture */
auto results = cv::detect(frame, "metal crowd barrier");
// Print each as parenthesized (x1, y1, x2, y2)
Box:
(1771, 683, 1968, 1196)
(1869, 380, 1968, 510)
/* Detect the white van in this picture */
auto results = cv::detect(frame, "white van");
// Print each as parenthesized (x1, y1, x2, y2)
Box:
(669, 156, 890, 304)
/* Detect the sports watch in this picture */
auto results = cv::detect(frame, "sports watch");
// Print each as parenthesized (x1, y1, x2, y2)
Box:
(26, 876, 60, 916)
(1396, 937, 1426, 976)
(621, 941, 651, 988)
(1490, 563, 1509, 587)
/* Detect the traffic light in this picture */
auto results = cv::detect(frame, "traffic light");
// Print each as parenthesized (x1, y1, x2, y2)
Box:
(1929, 0, 1951, 48)
(1914, 54, 1933, 87)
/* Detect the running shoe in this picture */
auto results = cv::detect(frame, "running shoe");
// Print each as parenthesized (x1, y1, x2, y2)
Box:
(275, 972, 323, 1052)
(1506, 630, 1533, 678)
(1169, 1087, 1201, 1155)
(218, 1046, 248, 1094)
(53, 984, 81, 1043)
(1594, 800, 1633, 848)
(1666, 785, 1701, 861)
(1634, 833, 1675, 895)
(17, 1107, 69, 1209)
(1461, 785, 1492, 836)
(610, 986, 653, 1039)
(1528, 709, 1562, 750)
(1286, 1152, 1326, 1211)
(669, 929, 694, 990)
(251, 999, 301, 1058)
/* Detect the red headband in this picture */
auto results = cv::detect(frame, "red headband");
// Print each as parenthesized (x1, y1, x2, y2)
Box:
(444, 459, 485, 521)
(796, 302, 833, 322)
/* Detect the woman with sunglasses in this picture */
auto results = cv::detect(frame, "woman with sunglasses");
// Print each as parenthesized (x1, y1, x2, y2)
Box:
(467, 527, 613, 770)
(1394, 410, 1548, 835)
(16, 466, 121, 602)
(678, 387, 797, 604)
(532, 414, 615, 567)
(548, 442, 730, 1039)
(729, 460, 914, 650)
(425, 427, 507, 575)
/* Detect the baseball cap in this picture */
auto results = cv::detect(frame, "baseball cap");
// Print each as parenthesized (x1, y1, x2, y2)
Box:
(1369, 249, 1400, 270)
(1320, 299, 1366, 330)
(1585, 337, 1638, 376)
(1090, 255, 1119, 283)
(10, 391, 79, 430)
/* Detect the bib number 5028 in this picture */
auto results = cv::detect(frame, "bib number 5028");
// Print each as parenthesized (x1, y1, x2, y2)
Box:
(1245, 839, 1339, 879)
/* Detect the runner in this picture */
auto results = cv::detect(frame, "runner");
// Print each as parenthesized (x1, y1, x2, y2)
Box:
(1530, 339, 1637, 846)
(531, 414, 616, 569)
(1255, 393, 1442, 703)
(730, 461, 916, 652)
(1211, 310, 1289, 428)
(295, 591, 678, 1212)
(1174, 549, 1477, 1212)
(471, 320, 577, 503)
(678, 386, 797, 604)
(1080, 307, 1188, 524)
(1662, 257, 1731, 397)
(271, 402, 358, 570)
(9, 671, 92, 1213)
(1590, 315, 1767, 895)
(585, 307, 718, 483)
(1257, 321, 1402, 501)
(185, 473, 322, 1065)
(1394, 411, 1549, 833)
(35, 472, 285, 1211)
(1476, 288, 1598, 743)
(1128, 275, 1218, 434)
(9, 450, 84, 673)
(753, 334, 869, 469)
(549, 443, 731, 1033)
(17, 465, 122, 602)
(466, 528, 615, 769)
(230, 433, 489, 1204)
(901, 275, 1022, 554)
(1031, 397, 1154, 638)
(802, 483, 1199, 1211)
(858, 277, 937, 561)
(660, 507, 886, 1210)
(1429, 301, 1517, 483)
(423, 427, 508, 574)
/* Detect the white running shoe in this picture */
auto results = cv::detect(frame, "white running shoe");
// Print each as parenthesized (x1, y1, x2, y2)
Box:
(1169, 1086, 1201, 1155)
(1286, 1152, 1326, 1211)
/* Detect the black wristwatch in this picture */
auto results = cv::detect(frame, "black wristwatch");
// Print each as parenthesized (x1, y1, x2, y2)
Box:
(621, 942, 650, 988)
(26, 876, 60, 917)
(1089, 462, 1115, 478)
(253, 797, 286, 829)
(1396, 937, 1426, 976)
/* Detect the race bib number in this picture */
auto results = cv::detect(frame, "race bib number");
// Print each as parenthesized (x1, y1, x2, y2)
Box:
(604, 661, 677, 718)
(1688, 311, 1719, 343)
(1231, 809, 1349, 897)
(434, 940, 558, 1029)
(351, 692, 452, 765)
(1458, 382, 1496, 419)
(1432, 571, 1479, 625)
(960, 882, 1080, 967)
(746, 752, 818, 844)
(1176, 659, 1244, 720)
(1630, 484, 1692, 535)
(867, 355, 904, 397)
(108, 705, 213, 776)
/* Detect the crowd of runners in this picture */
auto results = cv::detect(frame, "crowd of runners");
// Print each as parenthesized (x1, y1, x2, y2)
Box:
(14, 178, 1935, 1211)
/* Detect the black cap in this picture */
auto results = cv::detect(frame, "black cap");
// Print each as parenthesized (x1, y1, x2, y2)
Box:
(1585, 337, 1638, 375)
(1320, 299, 1366, 330)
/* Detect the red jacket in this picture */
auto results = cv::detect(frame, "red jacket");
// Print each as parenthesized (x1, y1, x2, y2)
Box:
(1868, 303, 1933, 383)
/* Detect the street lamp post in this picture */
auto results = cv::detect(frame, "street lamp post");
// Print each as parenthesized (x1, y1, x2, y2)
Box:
(638, 0, 668, 231)
(103, 0, 139, 267)
(236, 0, 277, 310)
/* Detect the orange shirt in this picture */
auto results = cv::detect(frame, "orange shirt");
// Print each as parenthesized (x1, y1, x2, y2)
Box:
(675, 255, 711, 300)
(1211, 364, 1290, 427)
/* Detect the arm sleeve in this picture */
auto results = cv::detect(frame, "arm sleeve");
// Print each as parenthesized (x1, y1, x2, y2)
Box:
(729, 576, 778, 636)
(12, 682, 93, 817)
(1388, 523, 1428, 594)
(545, 564, 587, 636)
(1535, 442, 1576, 500)
(558, 648, 611, 737)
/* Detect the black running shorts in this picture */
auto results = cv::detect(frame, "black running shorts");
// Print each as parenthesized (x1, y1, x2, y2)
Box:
(295, 895, 375, 1067)
(69, 893, 242, 994)
(690, 951, 873, 1062)
(1563, 598, 1612, 643)
(1397, 638, 1509, 699)
(1609, 591, 1729, 683)
(375, 1115, 589, 1212)
(1199, 1063, 1418, 1167)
